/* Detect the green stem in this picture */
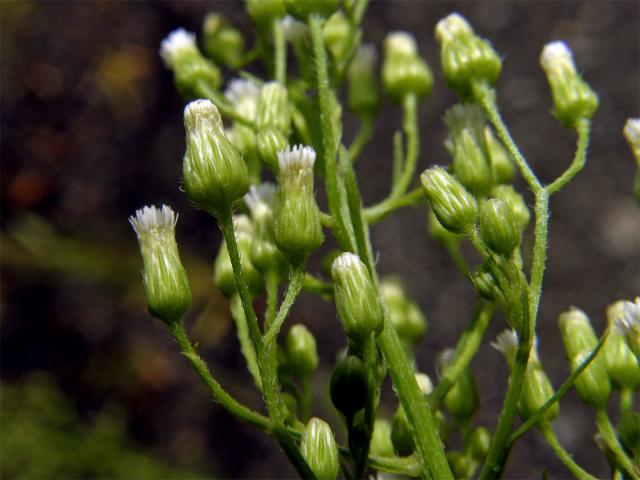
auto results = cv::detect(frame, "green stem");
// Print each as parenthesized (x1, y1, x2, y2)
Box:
(509, 329, 610, 444)
(349, 116, 374, 162)
(230, 295, 263, 391)
(547, 119, 591, 194)
(364, 187, 424, 224)
(444, 241, 470, 276)
(392, 93, 419, 197)
(472, 81, 542, 192)
(620, 388, 634, 415)
(302, 273, 333, 299)
(430, 301, 495, 407)
(265, 271, 279, 330)
(264, 266, 305, 347)
(595, 409, 640, 480)
(196, 80, 255, 129)
(168, 321, 271, 431)
(273, 18, 286, 85)
(538, 421, 598, 480)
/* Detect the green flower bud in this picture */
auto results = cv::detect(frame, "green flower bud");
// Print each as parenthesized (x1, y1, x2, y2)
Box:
(539, 42, 598, 127)
(391, 406, 414, 456)
(468, 426, 491, 462)
(380, 278, 427, 345)
(613, 298, 640, 359)
(130, 205, 191, 323)
(160, 29, 222, 97)
(323, 11, 350, 62)
(519, 367, 558, 421)
(435, 14, 501, 96)
(452, 128, 493, 196)
(284, 0, 340, 21)
(623, 118, 640, 165)
(558, 307, 598, 359)
(470, 263, 499, 300)
(484, 127, 515, 184)
(202, 14, 245, 69)
(370, 419, 395, 457)
(427, 209, 461, 245)
(286, 324, 319, 377)
(348, 44, 380, 118)
(603, 301, 640, 389)
(214, 215, 264, 297)
(618, 411, 640, 456)
(331, 252, 384, 342)
(274, 145, 324, 264)
(330, 355, 368, 418)
(447, 451, 475, 479)
(415, 372, 434, 396)
(420, 166, 478, 234)
(570, 350, 611, 408)
(490, 185, 530, 232)
(439, 349, 479, 420)
(382, 32, 433, 102)
(256, 82, 291, 133)
(257, 129, 289, 173)
(182, 100, 249, 214)
(479, 198, 520, 256)
(300, 417, 340, 480)
(246, 0, 286, 30)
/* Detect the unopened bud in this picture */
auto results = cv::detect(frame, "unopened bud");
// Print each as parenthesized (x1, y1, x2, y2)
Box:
(415, 372, 434, 396)
(439, 349, 479, 420)
(452, 128, 493, 196)
(202, 14, 245, 69)
(623, 118, 640, 164)
(558, 307, 598, 359)
(570, 350, 611, 408)
(274, 145, 324, 264)
(603, 301, 640, 388)
(479, 198, 520, 256)
(391, 406, 414, 456)
(183, 100, 249, 213)
(427, 209, 461, 245)
(421, 167, 478, 234)
(519, 367, 558, 421)
(382, 32, 433, 102)
(348, 44, 380, 117)
(468, 427, 491, 462)
(160, 29, 221, 96)
(246, 0, 286, 30)
(484, 127, 515, 184)
(330, 355, 368, 418)
(331, 252, 384, 342)
(380, 278, 427, 345)
(323, 11, 350, 62)
(286, 324, 319, 377)
(490, 185, 530, 232)
(540, 41, 598, 127)
(614, 298, 640, 358)
(300, 417, 340, 480)
(370, 419, 394, 457)
(435, 13, 501, 96)
(470, 263, 499, 300)
(256, 82, 291, 133)
(130, 205, 191, 323)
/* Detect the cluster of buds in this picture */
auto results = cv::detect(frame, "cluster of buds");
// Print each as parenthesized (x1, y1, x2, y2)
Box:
(382, 32, 433, 103)
(160, 29, 221, 98)
(435, 13, 502, 97)
(539, 41, 598, 127)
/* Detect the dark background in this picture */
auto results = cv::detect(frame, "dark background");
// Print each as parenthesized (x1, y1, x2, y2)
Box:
(1, 1, 638, 478)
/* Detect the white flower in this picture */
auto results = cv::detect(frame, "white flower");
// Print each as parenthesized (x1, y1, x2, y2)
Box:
(160, 28, 197, 68)
(415, 373, 433, 395)
(435, 13, 473, 44)
(129, 205, 177, 239)
(539, 41, 575, 75)
(278, 145, 316, 173)
(623, 118, 640, 150)
(491, 329, 518, 367)
(184, 99, 224, 131)
(225, 78, 260, 118)
(615, 298, 640, 335)
(385, 32, 417, 57)
(245, 183, 277, 220)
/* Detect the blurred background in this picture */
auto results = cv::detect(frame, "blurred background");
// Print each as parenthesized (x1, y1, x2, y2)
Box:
(1, 1, 638, 478)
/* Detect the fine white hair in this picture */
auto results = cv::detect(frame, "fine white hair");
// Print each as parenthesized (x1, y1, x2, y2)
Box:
(129, 205, 177, 237)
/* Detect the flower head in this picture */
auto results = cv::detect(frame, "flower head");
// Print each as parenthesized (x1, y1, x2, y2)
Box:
(160, 28, 197, 68)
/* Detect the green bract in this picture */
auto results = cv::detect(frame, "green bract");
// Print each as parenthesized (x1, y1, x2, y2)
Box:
(382, 32, 433, 102)
(479, 198, 520, 257)
(300, 418, 340, 480)
(286, 324, 319, 377)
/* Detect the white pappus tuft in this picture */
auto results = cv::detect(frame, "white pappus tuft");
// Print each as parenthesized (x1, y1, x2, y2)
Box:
(435, 13, 473, 44)
(225, 78, 260, 117)
(385, 32, 417, 56)
(623, 118, 640, 145)
(539, 41, 575, 74)
(129, 205, 178, 238)
(415, 373, 434, 396)
(491, 329, 518, 358)
(278, 145, 316, 172)
(331, 252, 364, 276)
(160, 28, 197, 68)
(184, 99, 223, 131)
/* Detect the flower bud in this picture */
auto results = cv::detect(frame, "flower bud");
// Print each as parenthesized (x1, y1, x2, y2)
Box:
(300, 417, 340, 480)
(331, 252, 384, 342)
(435, 13, 501, 96)
(427, 209, 461, 245)
(257, 129, 289, 173)
(415, 372, 434, 396)
(558, 307, 598, 359)
(570, 350, 611, 408)
(246, 0, 286, 30)
(421, 167, 478, 234)
(202, 14, 245, 69)
(484, 127, 515, 184)
(280, 391, 299, 424)
(539, 41, 598, 127)
(286, 324, 319, 377)
(348, 44, 380, 118)
(618, 411, 640, 456)
(274, 145, 324, 264)
(602, 301, 640, 389)
(256, 82, 291, 133)
(623, 118, 640, 164)
(213, 215, 264, 297)
(438, 349, 479, 420)
(330, 355, 368, 418)
(614, 298, 640, 358)
(284, 0, 340, 21)
(448, 451, 475, 479)
(468, 427, 491, 462)
(391, 406, 414, 456)
(130, 205, 191, 323)
(479, 198, 520, 256)
(382, 32, 433, 102)
(323, 11, 350, 63)
(470, 263, 499, 300)
(182, 100, 249, 213)
(370, 419, 394, 458)
(380, 278, 427, 345)
(160, 29, 222, 97)
(452, 128, 493, 196)
(490, 185, 530, 232)
(519, 367, 558, 421)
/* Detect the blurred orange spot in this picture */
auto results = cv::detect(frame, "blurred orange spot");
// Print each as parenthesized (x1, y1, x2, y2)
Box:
(7, 169, 51, 208)
(24, 62, 64, 99)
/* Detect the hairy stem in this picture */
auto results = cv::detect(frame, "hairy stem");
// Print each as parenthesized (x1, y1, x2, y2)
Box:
(264, 266, 305, 347)
(595, 409, 640, 480)
(538, 421, 598, 480)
